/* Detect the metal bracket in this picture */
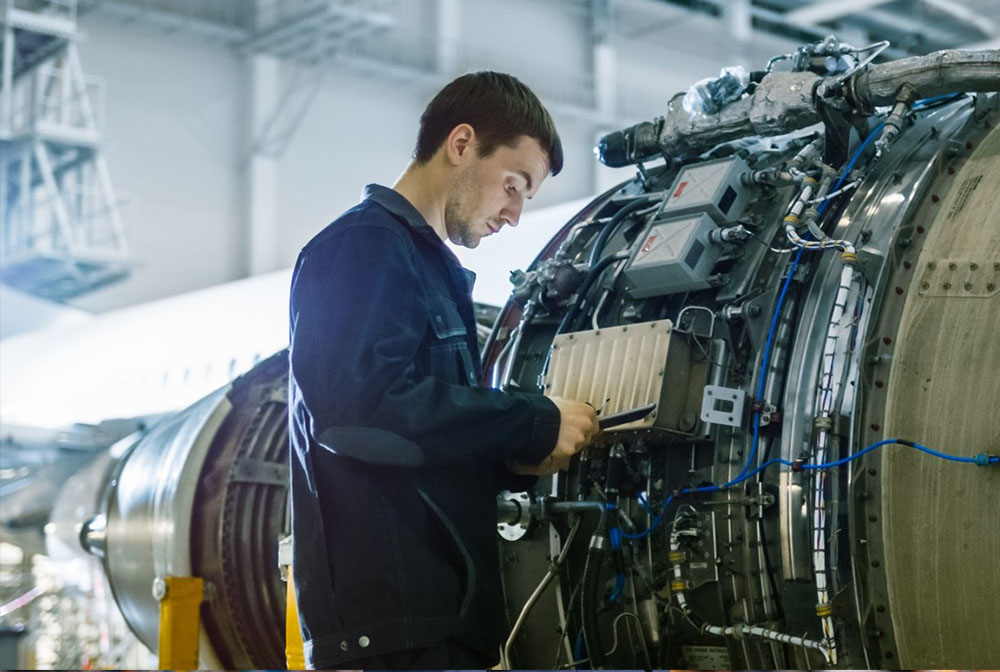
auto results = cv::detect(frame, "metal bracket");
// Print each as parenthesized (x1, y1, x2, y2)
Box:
(751, 399, 782, 426)
(155, 576, 204, 670)
(700, 385, 745, 427)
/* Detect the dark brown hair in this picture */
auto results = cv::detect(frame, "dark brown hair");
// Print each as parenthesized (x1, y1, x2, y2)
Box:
(413, 71, 563, 175)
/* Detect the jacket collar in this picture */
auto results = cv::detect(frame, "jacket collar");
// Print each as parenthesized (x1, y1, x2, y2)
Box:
(362, 183, 476, 294)
(362, 183, 436, 237)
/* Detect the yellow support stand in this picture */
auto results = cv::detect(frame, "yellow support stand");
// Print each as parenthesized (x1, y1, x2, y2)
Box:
(285, 566, 306, 670)
(154, 576, 203, 670)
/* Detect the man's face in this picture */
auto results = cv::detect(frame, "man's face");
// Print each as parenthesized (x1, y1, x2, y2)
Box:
(444, 135, 550, 249)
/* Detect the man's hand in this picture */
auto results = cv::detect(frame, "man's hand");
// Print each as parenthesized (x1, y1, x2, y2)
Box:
(505, 397, 598, 476)
(550, 396, 600, 459)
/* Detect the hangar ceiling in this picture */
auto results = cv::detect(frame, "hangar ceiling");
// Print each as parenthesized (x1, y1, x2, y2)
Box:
(75, 0, 998, 111)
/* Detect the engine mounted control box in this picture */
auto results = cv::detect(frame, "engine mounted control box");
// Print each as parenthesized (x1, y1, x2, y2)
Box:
(661, 155, 750, 223)
(624, 212, 720, 297)
(542, 319, 709, 437)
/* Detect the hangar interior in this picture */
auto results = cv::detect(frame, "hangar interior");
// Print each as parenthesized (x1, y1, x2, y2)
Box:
(1, 0, 999, 669)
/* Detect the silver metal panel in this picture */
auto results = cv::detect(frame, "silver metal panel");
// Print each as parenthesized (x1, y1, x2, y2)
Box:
(104, 387, 230, 668)
(544, 320, 673, 431)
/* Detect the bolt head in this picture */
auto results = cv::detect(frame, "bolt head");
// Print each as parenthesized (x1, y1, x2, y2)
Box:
(152, 577, 167, 600)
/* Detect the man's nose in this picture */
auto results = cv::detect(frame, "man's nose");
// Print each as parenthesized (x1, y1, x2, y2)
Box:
(503, 200, 523, 228)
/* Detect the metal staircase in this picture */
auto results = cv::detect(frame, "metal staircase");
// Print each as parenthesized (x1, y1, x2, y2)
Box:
(1, 0, 128, 302)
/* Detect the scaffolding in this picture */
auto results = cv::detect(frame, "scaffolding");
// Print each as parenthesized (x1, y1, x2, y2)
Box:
(1, 0, 129, 302)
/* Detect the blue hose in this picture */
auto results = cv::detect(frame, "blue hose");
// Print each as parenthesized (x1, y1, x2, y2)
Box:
(623, 439, 995, 539)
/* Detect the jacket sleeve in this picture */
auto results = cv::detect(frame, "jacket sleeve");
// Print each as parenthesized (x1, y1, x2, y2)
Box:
(289, 222, 559, 468)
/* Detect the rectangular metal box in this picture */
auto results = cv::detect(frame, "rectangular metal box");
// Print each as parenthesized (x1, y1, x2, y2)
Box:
(661, 155, 750, 223)
(543, 320, 708, 436)
(624, 213, 719, 297)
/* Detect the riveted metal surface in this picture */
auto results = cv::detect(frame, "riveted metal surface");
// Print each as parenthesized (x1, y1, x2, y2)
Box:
(854, 95, 1000, 668)
(880, 111, 1000, 669)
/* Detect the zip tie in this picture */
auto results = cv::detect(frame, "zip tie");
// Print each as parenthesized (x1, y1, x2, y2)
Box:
(670, 580, 688, 593)
(841, 250, 858, 266)
(815, 603, 833, 617)
(668, 550, 686, 564)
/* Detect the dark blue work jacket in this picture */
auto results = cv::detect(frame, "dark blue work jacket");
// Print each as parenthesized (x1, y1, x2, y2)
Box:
(288, 184, 560, 668)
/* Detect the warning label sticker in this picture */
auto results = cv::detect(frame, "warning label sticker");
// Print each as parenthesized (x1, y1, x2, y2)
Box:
(640, 234, 658, 254)
(673, 180, 689, 199)
(947, 174, 983, 219)
(681, 644, 732, 669)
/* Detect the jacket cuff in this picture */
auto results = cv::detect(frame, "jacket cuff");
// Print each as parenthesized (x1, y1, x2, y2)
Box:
(509, 393, 560, 465)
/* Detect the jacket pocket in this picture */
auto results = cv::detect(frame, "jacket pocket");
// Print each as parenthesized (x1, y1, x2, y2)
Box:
(429, 295, 467, 339)
(427, 295, 477, 385)
(417, 488, 475, 618)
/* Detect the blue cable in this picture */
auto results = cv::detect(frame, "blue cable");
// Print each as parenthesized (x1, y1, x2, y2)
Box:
(736, 121, 885, 483)
(607, 95, 981, 548)
(912, 93, 964, 110)
(608, 573, 625, 603)
(621, 494, 672, 540)
(620, 439, 995, 539)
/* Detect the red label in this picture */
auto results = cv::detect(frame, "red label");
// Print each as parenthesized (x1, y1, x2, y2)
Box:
(673, 180, 689, 198)
(641, 234, 657, 254)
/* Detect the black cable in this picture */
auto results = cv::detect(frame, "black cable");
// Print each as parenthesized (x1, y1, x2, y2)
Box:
(588, 195, 657, 268)
(543, 252, 629, 380)
(580, 539, 607, 668)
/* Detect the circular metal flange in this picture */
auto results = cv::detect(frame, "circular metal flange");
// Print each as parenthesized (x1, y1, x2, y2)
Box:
(496, 491, 532, 541)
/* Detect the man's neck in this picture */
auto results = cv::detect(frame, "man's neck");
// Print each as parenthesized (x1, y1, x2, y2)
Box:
(392, 163, 448, 241)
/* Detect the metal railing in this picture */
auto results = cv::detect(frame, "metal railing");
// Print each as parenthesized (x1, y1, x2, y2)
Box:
(3, 60, 105, 141)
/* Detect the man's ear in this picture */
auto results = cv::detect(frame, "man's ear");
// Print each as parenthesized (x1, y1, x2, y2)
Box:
(445, 123, 476, 166)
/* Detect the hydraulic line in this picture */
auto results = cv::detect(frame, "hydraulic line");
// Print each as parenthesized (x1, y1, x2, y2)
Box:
(667, 510, 834, 664)
(588, 194, 659, 268)
(700, 622, 832, 659)
(539, 251, 632, 382)
(496, 300, 536, 390)
(501, 516, 581, 669)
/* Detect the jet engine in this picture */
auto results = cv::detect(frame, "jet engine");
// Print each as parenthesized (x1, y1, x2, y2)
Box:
(80, 41, 1000, 669)
(490, 44, 1000, 670)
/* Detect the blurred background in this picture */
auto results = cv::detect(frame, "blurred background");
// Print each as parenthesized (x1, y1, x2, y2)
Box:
(1, 0, 997, 668)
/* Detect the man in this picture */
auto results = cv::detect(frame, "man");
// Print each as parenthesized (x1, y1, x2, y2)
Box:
(288, 71, 598, 669)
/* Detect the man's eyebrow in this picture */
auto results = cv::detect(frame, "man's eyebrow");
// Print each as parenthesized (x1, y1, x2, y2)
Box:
(518, 170, 533, 193)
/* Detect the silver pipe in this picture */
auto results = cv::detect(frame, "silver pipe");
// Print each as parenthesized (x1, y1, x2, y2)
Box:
(708, 338, 728, 389)
(656, 49, 999, 162)
(848, 49, 1000, 108)
(501, 517, 581, 669)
